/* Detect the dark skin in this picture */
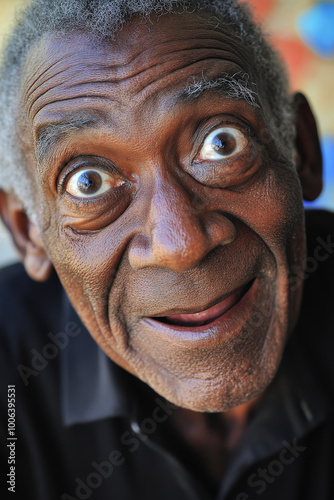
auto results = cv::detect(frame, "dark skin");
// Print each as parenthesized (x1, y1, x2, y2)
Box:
(0, 11, 322, 487)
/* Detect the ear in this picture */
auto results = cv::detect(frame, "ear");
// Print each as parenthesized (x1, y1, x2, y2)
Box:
(0, 190, 52, 281)
(293, 92, 323, 201)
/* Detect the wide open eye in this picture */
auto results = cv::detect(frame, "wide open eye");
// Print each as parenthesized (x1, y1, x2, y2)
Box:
(198, 126, 248, 161)
(65, 168, 125, 198)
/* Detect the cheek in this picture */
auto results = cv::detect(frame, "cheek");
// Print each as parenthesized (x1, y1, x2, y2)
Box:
(242, 164, 304, 256)
(243, 164, 306, 330)
(42, 218, 128, 323)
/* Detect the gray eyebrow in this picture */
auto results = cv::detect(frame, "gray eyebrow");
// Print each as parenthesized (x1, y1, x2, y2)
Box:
(35, 116, 100, 164)
(178, 72, 258, 107)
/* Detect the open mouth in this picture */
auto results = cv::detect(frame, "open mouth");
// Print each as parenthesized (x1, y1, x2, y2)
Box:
(153, 280, 254, 328)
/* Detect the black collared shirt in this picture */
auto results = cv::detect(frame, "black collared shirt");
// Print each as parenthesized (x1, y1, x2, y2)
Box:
(1, 210, 334, 500)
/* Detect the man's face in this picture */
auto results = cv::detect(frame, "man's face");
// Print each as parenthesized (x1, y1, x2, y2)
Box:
(20, 12, 305, 412)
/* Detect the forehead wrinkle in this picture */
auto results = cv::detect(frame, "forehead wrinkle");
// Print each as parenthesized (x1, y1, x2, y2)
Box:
(28, 60, 122, 99)
(26, 63, 121, 118)
(31, 43, 237, 93)
(25, 59, 122, 121)
(28, 49, 242, 123)
(55, 49, 238, 100)
(28, 74, 71, 118)
(30, 87, 122, 124)
(119, 39, 256, 101)
(25, 38, 153, 103)
(25, 23, 254, 124)
(27, 66, 75, 116)
(25, 52, 75, 97)
(26, 27, 250, 99)
(129, 30, 252, 76)
(134, 57, 242, 104)
(125, 40, 251, 93)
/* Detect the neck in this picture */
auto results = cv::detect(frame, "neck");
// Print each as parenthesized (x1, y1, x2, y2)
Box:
(169, 395, 263, 491)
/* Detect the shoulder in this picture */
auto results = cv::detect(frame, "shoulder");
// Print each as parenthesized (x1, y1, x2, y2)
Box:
(0, 261, 53, 306)
(296, 209, 334, 393)
(303, 209, 334, 310)
(0, 263, 63, 364)
(305, 209, 334, 260)
(304, 209, 334, 306)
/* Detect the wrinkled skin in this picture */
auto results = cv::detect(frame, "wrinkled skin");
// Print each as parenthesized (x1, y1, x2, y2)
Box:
(15, 11, 314, 415)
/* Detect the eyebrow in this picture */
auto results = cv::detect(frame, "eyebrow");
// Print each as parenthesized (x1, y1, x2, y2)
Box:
(35, 115, 101, 165)
(35, 72, 258, 165)
(177, 71, 258, 107)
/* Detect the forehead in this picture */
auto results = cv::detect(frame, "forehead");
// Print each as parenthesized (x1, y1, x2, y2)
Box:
(21, 11, 260, 136)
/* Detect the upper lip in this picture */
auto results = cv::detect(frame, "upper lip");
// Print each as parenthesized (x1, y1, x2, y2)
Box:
(147, 278, 254, 319)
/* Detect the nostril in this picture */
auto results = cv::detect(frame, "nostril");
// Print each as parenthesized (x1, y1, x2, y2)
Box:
(128, 212, 236, 271)
(204, 212, 236, 247)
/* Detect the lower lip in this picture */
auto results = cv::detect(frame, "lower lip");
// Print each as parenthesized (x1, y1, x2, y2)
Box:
(142, 278, 260, 349)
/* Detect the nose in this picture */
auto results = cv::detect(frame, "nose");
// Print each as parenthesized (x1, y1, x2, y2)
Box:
(128, 177, 236, 272)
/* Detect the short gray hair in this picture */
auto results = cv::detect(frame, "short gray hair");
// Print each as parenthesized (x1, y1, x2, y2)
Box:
(0, 0, 294, 222)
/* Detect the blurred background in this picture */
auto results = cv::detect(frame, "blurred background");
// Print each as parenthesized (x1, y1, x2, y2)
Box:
(0, 0, 333, 267)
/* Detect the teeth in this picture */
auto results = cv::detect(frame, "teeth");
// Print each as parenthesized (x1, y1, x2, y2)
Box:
(161, 287, 245, 327)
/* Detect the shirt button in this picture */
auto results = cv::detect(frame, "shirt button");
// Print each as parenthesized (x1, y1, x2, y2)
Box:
(299, 398, 313, 423)
(130, 421, 141, 434)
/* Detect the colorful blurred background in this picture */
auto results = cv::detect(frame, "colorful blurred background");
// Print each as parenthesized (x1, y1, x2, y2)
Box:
(247, 0, 334, 211)
(0, 0, 333, 266)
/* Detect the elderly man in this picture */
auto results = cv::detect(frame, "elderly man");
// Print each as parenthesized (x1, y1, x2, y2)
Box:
(0, 0, 333, 498)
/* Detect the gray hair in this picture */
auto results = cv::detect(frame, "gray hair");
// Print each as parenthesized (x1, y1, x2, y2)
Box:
(0, 0, 294, 223)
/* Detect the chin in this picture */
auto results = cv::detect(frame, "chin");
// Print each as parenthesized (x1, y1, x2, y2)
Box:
(120, 282, 289, 413)
(140, 325, 285, 413)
